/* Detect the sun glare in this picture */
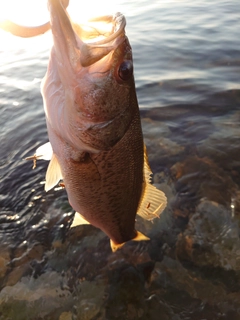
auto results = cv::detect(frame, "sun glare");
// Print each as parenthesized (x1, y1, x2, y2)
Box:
(0, 0, 123, 26)
(0, 0, 125, 51)
(0, 0, 49, 26)
(68, 0, 122, 23)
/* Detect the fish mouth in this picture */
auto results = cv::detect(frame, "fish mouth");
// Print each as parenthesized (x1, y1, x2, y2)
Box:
(75, 14, 126, 46)
(48, 0, 126, 70)
(0, 0, 126, 69)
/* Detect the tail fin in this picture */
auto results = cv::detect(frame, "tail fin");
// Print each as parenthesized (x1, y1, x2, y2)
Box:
(110, 231, 150, 252)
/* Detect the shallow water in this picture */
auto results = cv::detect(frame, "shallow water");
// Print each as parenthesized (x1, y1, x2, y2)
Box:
(0, 0, 240, 319)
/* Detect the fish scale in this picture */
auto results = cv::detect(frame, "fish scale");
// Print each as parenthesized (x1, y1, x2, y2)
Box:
(59, 106, 143, 244)
(3, 0, 167, 251)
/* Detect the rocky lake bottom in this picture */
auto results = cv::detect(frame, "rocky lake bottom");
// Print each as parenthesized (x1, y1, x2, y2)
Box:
(1, 90, 240, 319)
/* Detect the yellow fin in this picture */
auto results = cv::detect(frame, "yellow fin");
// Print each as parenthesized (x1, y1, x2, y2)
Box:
(137, 145, 167, 220)
(45, 153, 63, 192)
(132, 231, 150, 241)
(110, 240, 125, 252)
(110, 231, 149, 252)
(143, 144, 153, 183)
(71, 212, 90, 228)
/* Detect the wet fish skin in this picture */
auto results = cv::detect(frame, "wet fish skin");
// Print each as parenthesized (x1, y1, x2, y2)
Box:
(22, 0, 167, 250)
(43, 3, 144, 245)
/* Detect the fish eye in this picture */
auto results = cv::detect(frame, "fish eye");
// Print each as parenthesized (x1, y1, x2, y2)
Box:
(118, 60, 133, 81)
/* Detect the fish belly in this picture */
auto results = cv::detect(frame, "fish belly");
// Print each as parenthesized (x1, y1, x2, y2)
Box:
(58, 107, 143, 244)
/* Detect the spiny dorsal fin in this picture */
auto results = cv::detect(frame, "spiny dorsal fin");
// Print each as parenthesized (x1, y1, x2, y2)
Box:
(71, 212, 90, 228)
(137, 145, 167, 220)
(143, 144, 152, 183)
(45, 153, 62, 192)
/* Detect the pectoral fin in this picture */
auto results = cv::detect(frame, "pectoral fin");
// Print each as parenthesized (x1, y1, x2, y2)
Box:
(25, 142, 53, 168)
(35, 142, 53, 160)
(137, 145, 167, 220)
(71, 212, 90, 228)
(45, 153, 63, 192)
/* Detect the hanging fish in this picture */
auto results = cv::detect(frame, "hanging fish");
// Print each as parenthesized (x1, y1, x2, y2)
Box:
(4, 0, 167, 251)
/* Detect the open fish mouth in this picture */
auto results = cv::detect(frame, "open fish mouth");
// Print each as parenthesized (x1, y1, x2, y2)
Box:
(74, 13, 126, 45)
(0, 0, 126, 69)
(48, 0, 127, 69)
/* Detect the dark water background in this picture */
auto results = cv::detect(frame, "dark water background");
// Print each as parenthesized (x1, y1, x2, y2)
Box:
(0, 0, 240, 319)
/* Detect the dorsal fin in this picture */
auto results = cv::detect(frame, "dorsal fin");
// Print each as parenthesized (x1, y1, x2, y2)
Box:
(137, 145, 167, 220)
(45, 153, 63, 192)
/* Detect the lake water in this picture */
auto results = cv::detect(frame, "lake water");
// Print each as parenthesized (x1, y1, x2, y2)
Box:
(0, 0, 240, 319)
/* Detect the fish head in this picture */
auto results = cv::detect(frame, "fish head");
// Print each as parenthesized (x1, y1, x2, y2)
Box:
(44, 0, 138, 152)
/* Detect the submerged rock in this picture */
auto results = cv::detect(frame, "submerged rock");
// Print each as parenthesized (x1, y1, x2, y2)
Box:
(176, 200, 240, 270)
(197, 111, 240, 178)
(170, 156, 239, 219)
(147, 256, 240, 319)
(2, 105, 240, 319)
(0, 270, 106, 320)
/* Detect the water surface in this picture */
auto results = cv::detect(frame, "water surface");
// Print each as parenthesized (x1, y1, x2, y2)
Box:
(0, 1, 240, 319)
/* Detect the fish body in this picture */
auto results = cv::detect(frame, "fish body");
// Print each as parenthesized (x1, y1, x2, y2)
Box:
(23, 0, 167, 250)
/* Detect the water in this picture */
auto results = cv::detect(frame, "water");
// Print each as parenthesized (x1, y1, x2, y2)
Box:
(0, 0, 240, 319)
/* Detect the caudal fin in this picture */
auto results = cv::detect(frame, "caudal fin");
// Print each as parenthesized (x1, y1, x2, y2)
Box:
(110, 231, 150, 252)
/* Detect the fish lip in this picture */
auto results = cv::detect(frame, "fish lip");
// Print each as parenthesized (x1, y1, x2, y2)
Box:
(0, 2, 126, 48)
(86, 12, 126, 46)
(78, 13, 127, 67)
(48, 0, 126, 68)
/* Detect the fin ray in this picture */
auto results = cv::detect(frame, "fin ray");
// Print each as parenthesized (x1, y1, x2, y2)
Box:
(137, 145, 167, 220)
(45, 153, 62, 192)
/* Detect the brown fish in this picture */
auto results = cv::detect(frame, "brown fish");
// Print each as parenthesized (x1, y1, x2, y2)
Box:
(13, 0, 167, 251)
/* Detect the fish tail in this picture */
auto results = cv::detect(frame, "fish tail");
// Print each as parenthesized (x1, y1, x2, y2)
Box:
(132, 231, 150, 242)
(110, 231, 150, 252)
(110, 240, 125, 252)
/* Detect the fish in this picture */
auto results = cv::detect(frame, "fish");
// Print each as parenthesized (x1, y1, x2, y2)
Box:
(5, 0, 167, 252)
